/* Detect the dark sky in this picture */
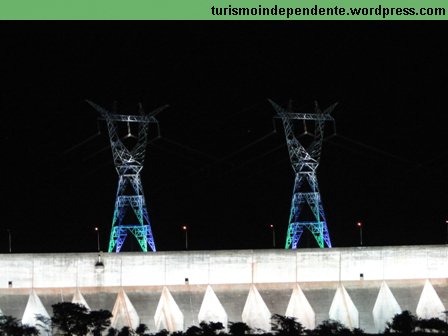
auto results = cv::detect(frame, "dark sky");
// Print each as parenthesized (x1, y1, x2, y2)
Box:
(1, 22, 448, 253)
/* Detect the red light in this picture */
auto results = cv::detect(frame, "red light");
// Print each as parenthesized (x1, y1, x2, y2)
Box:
(270, 224, 274, 228)
(357, 222, 362, 227)
(182, 226, 187, 230)
(95, 227, 98, 231)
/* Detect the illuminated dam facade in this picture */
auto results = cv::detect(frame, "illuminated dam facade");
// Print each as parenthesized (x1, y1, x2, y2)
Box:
(0, 245, 447, 334)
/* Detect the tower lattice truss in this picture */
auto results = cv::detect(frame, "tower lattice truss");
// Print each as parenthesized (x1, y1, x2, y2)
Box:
(88, 101, 167, 252)
(270, 100, 337, 249)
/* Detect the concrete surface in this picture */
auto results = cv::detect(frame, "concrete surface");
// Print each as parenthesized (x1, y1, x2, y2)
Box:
(0, 245, 446, 333)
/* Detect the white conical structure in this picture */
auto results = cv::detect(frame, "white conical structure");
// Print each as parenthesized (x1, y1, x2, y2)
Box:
(22, 290, 51, 336)
(111, 289, 140, 330)
(198, 285, 228, 327)
(328, 284, 359, 329)
(285, 284, 315, 330)
(242, 284, 271, 332)
(416, 279, 446, 320)
(372, 281, 401, 333)
(154, 286, 184, 332)
(72, 288, 90, 310)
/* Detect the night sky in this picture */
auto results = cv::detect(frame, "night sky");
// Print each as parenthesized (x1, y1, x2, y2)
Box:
(1, 22, 448, 253)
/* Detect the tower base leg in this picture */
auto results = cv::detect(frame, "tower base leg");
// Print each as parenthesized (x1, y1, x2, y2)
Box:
(108, 225, 156, 253)
(285, 221, 331, 249)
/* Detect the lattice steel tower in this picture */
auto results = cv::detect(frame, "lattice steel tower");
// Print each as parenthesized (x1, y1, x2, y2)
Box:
(88, 100, 167, 253)
(270, 100, 337, 249)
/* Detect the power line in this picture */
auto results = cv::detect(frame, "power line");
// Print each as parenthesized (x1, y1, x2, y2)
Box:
(333, 134, 416, 165)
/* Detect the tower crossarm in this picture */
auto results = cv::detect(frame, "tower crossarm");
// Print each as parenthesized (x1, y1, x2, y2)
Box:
(273, 113, 334, 121)
(269, 99, 335, 121)
(91, 102, 168, 123)
(100, 107, 167, 123)
(270, 98, 334, 122)
(103, 114, 153, 122)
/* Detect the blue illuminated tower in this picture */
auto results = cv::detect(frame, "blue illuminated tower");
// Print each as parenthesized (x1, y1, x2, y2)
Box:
(270, 100, 337, 249)
(88, 101, 167, 252)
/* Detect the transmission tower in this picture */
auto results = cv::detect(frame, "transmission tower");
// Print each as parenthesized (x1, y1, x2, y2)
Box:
(87, 100, 167, 253)
(270, 99, 337, 249)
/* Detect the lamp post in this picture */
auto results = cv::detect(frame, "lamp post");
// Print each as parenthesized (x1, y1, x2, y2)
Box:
(95, 227, 100, 252)
(445, 220, 448, 244)
(182, 225, 188, 250)
(270, 224, 276, 248)
(357, 222, 363, 246)
(7, 229, 11, 253)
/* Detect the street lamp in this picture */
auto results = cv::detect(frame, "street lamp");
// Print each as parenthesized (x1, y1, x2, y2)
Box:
(95, 227, 100, 252)
(182, 225, 188, 250)
(7, 229, 11, 253)
(270, 224, 276, 248)
(357, 222, 363, 246)
(445, 220, 448, 244)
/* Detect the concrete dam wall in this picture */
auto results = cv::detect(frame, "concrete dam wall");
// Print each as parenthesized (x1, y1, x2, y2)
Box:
(0, 245, 447, 333)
